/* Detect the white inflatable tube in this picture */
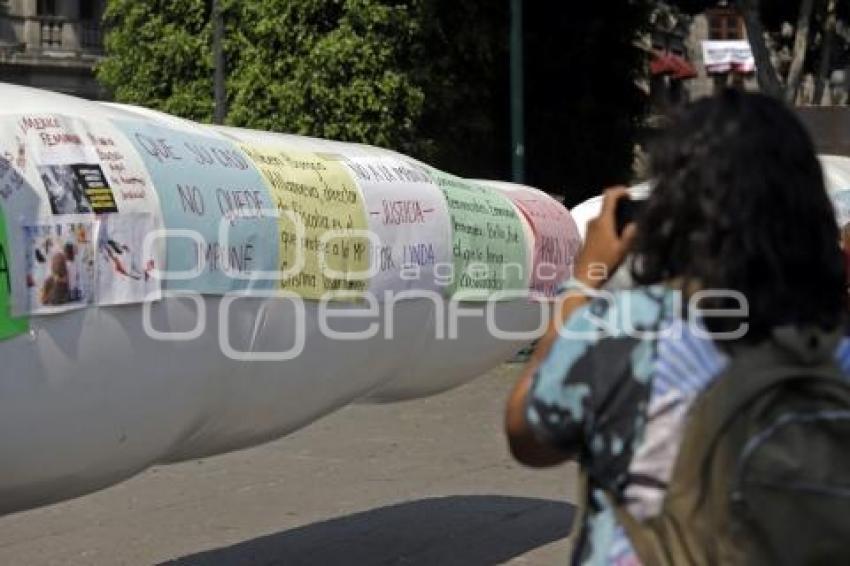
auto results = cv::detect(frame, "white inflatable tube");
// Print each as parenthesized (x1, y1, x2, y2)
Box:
(0, 84, 579, 515)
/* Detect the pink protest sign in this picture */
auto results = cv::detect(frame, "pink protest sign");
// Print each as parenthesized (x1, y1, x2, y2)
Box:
(496, 184, 580, 297)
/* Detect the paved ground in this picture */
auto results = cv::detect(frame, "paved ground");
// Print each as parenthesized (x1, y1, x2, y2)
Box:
(0, 364, 578, 566)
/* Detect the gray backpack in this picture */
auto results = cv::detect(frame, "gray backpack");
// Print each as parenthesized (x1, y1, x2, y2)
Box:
(609, 326, 850, 565)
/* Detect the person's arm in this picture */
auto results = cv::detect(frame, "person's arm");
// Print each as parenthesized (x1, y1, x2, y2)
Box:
(504, 291, 592, 467)
(505, 187, 636, 467)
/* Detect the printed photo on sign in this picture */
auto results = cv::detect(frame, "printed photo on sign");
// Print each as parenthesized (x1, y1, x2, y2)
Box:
(38, 163, 117, 215)
(73, 164, 117, 213)
(97, 212, 159, 304)
(24, 219, 96, 313)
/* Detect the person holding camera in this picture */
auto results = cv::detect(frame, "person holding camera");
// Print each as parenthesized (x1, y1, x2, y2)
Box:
(505, 90, 850, 565)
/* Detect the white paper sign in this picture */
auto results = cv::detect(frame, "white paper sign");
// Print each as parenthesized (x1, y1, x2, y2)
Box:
(0, 114, 165, 314)
(97, 212, 159, 304)
(702, 40, 754, 74)
(341, 154, 452, 295)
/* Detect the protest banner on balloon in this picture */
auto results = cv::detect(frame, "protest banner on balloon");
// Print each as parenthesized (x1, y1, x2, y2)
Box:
(0, 204, 27, 339)
(0, 121, 38, 317)
(0, 114, 169, 311)
(96, 212, 160, 304)
(493, 184, 580, 297)
(340, 154, 451, 295)
(114, 121, 279, 293)
(240, 144, 371, 299)
(75, 118, 165, 304)
(429, 170, 528, 299)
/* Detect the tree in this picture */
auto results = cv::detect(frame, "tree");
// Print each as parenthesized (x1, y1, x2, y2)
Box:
(784, 0, 815, 102)
(98, 1, 214, 120)
(739, 0, 850, 103)
(99, 0, 430, 156)
(412, 0, 509, 179)
(813, 0, 837, 104)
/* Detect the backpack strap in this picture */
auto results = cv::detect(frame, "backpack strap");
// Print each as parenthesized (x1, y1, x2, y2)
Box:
(607, 492, 672, 566)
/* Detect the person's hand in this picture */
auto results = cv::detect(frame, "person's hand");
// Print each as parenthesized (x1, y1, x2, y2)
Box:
(573, 186, 637, 289)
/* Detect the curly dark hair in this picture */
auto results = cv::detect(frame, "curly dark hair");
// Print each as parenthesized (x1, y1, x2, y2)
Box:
(631, 90, 846, 342)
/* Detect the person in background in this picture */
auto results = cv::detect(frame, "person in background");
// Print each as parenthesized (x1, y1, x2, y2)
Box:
(41, 251, 71, 306)
(63, 241, 80, 301)
(505, 90, 848, 565)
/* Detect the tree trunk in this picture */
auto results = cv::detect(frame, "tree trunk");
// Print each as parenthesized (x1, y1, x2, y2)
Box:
(814, 0, 837, 105)
(785, 0, 815, 104)
(739, 0, 783, 99)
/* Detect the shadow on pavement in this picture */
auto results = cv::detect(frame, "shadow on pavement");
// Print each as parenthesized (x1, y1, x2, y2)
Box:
(165, 495, 575, 565)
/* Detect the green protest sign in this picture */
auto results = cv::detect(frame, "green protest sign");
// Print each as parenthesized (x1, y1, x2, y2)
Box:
(0, 205, 27, 340)
(430, 169, 528, 299)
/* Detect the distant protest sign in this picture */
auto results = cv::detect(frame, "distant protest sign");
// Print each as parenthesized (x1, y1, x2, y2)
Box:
(430, 170, 528, 299)
(341, 154, 451, 295)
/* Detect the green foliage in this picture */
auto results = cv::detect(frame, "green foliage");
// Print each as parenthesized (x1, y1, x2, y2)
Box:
(99, 0, 429, 154)
(99, 0, 214, 120)
(226, 0, 425, 153)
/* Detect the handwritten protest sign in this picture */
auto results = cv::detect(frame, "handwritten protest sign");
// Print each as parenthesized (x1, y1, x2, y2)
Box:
(429, 170, 528, 299)
(0, 116, 43, 316)
(341, 154, 451, 295)
(114, 121, 279, 293)
(240, 144, 370, 299)
(495, 185, 579, 297)
(78, 118, 164, 304)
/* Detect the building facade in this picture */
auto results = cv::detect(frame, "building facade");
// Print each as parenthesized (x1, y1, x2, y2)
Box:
(0, 0, 105, 99)
(647, 2, 757, 117)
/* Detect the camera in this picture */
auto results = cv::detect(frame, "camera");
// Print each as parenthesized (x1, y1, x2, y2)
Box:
(614, 197, 645, 235)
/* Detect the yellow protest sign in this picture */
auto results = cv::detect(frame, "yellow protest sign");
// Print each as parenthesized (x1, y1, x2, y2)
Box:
(240, 145, 370, 299)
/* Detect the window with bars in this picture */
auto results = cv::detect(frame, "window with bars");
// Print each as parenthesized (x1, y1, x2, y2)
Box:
(707, 8, 743, 40)
(40, 21, 62, 47)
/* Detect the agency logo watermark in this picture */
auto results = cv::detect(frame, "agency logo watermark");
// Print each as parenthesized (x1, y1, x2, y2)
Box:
(140, 223, 751, 360)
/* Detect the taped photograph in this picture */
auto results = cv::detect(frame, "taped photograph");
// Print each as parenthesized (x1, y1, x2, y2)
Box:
(24, 219, 96, 313)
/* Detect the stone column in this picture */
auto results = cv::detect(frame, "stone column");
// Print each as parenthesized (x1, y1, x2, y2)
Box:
(21, 0, 39, 51)
(61, 0, 80, 51)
